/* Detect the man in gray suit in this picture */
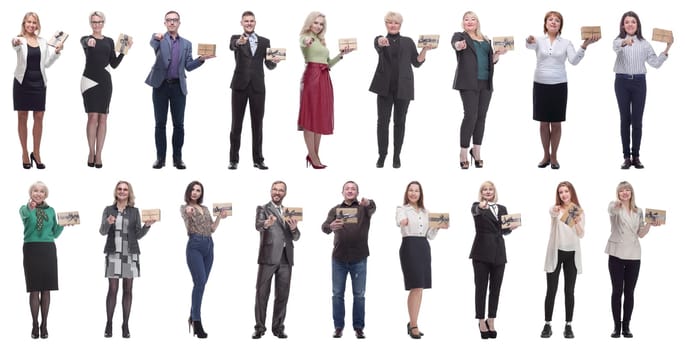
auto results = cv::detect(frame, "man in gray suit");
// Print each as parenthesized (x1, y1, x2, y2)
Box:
(253, 180, 300, 339)
(145, 10, 214, 169)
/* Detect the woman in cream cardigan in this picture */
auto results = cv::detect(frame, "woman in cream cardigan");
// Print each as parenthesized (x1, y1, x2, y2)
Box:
(12, 12, 62, 169)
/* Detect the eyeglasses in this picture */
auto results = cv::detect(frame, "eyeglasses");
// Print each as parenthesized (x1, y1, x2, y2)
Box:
(91, 21, 104, 25)
(165, 18, 180, 23)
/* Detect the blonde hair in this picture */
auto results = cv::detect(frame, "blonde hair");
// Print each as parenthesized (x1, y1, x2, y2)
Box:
(19, 12, 41, 37)
(300, 11, 327, 45)
(89, 11, 106, 24)
(616, 181, 638, 212)
(478, 181, 498, 203)
(112, 180, 136, 207)
(462, 11, 488, 40)
(28, 181, 49, 198)
(384, 11, 403, 24)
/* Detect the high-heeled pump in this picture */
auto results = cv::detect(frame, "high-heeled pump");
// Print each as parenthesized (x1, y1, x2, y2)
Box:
(189, 318, 208, 338)
(122, 323, 130, 338)
(478, 321, 489, 339)
(485, 319, 497, 339)
(30, 152, 45, 169)
(406, 322, 422, 339)
(39, 324, 48, 339)
(306, 155, 326, 169)
(88, 155, 95, 168)
(469, 149, 483, 168)
(104, 321, 113, 338)
(31, 323, 39, 339)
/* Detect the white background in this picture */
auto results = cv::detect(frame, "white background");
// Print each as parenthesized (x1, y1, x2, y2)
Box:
(2, 0, 682, 349)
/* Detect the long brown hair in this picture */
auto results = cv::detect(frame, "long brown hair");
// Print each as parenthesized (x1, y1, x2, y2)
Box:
(555, 181, 580, 208)
(403, 181, 425, 210)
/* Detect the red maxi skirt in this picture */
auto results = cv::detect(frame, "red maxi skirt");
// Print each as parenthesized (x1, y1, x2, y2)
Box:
(298, 62, 334, 135)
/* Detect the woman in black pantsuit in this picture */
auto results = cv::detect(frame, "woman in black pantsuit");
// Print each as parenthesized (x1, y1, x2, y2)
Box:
(470, 181, 519, 339)
(396, 181, 446, 338)
(452, 11, 505, 169)
(369, 12, 430, 169)
(81, 11, 129, 168)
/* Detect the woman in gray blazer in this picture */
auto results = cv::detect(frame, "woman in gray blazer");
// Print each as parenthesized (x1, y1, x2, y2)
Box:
(12, 12, 62, 169)
(452, 11, 505, 169)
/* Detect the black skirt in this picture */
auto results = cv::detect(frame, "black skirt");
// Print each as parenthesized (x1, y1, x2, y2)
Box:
(399, 236, 432, 290)
(23, 242, 58, 292)
(533, 82, 568, 122)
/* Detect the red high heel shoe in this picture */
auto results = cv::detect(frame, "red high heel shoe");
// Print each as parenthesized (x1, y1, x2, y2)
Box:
(306, 155, 326, 169)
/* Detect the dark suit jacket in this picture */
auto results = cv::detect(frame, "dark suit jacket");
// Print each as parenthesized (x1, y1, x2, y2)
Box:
(469, 202, 511, 265)
(255, 202, 301, 265)
(145, 33, 204, 95)
(99, 205, 150, 254)
(451, 32, 495, 91)
(229, 34, 277, 93)
(369, 35, 423, 100)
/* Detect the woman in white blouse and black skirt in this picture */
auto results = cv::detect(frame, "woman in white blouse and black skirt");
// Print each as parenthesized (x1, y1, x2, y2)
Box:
(396, 181, 446, 339)
(606, 181, 660, 337)
(613, 11, 671, 169)
(526, 11, 598, 169)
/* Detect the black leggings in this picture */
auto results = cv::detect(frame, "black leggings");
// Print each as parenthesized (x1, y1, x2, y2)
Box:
(544, 250, 577, 322)
(608, 255, 641, 323)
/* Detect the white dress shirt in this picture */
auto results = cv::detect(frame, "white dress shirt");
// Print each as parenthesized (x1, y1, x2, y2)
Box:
(526, 35, 585, 84)
(395, 205, 438, 240)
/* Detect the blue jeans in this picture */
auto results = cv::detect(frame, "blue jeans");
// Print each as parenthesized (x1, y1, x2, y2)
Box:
(186, 234, 213, 321)
(332, 257, 367, 330)
(153, 80, 186, 162)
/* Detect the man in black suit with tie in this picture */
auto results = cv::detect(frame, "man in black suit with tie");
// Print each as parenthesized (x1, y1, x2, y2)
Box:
(228, 11, 279, 170)
(253, 181, 300, 339)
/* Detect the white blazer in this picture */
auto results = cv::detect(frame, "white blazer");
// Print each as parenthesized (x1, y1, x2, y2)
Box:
(13, 36, 60, 85)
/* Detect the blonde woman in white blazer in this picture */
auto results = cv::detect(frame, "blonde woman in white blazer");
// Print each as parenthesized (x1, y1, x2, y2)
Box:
(12, 12, 62, 170)
(606, 181, 660, 338)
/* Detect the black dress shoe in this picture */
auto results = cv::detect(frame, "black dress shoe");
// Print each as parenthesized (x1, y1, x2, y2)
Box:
(39, 325, 48, 339)
(122, 323, 130, 338)
(228, 162, 238, 170)
(252, 330, 265, 339)
(632, 158, 644, 169)
(174, 160, 187, 169)
(354, 328, 365, 339)
(273, 331, 288, 339)
(563, 324, 574, 338)
(621, 158, 632, 169)
(333, 328, 343, 338)
(392, 156, 401, 169)
(485, 320, 497, 339)
(31, 323, 39, 339)
(551, 162, 560, 170)
(104, 321, 113, 338)
(253, 161, 269, 170)
(538, 160, 550, 168)
(152, 159, 165, 169)
(540, 324, 552, 338)
(611, 322, 621, 338)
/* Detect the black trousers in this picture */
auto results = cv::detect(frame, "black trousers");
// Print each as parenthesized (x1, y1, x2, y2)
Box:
(544, 250, 577, 322)
(230, 82, 265, 163)
(254, 251, 292, 334)
(459, 80, 493, 148)
(473, 260, 505, 319)
(376, 94, 410, 158)
(608, 255, 641, 323)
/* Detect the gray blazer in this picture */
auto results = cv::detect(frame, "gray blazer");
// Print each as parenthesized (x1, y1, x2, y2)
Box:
(255, 202, 301, 265)
(144, 32, 204, 95)
(99, 205, 150, 254)
(451, 31, 495, 91)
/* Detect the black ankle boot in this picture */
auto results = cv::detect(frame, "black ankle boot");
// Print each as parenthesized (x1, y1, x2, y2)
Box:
(611, 322, 620, 338)
(192, 320, 208, 338)
(392, 154, 401, 168)
(622, 321, 633, 338)
(376, 154, 386, 168)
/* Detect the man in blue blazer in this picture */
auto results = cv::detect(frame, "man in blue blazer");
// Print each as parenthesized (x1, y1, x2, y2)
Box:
(145, 11, 213, 169)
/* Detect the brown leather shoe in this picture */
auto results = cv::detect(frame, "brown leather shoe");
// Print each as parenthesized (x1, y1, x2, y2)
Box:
(332, 328, 343, 338)
(354, 328, 365, 339)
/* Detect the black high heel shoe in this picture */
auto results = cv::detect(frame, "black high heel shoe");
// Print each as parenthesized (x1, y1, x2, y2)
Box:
(478, 321, 489, 339)
(88, 155, 95, 168)
(30, 152, 45, 169)
(485, 319, 497, 339)
(469, 149, 483, 168)
(104, 321, 113, 338)
(122, 323, 130, 338)
(189, 318, 208, 338)
(39, 324, 48, 339)
(406, 322, 422, 339)
(31, 323, 39, 339)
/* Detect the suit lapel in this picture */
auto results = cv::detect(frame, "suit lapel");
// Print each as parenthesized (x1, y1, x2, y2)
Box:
(266, 202, 285, 228)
